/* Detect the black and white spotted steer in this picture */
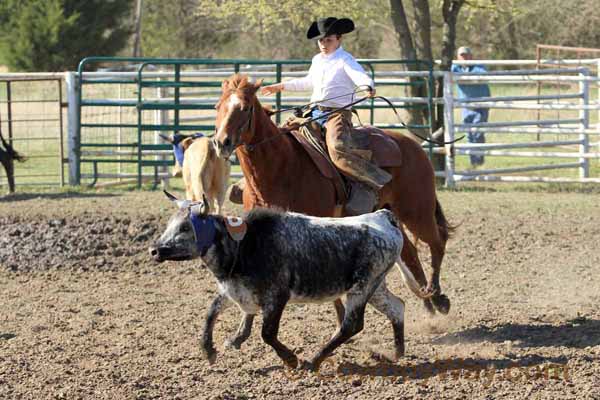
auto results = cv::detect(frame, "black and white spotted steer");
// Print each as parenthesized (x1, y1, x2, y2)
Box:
(149, 192, 410, 371)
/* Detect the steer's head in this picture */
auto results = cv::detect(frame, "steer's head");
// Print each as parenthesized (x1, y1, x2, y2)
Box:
(149, 191, 215, 263)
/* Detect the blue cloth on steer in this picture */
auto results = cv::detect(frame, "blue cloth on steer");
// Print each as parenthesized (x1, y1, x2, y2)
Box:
(190, 212, 216, 255)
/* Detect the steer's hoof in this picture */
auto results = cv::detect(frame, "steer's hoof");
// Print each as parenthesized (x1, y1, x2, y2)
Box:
(283, 355, 299, 370)
(223, 337, 242, 350)
(202, 347, 217, 365)
(432, 294, 451, 315)
(300, 359, 318, 372)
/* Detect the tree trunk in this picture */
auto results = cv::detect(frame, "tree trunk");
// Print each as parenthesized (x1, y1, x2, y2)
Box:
(389, 0, 429, 141)
(132, 0, 143, 57)
(411, 0, 433, 62)
(389, 0, 416, 62)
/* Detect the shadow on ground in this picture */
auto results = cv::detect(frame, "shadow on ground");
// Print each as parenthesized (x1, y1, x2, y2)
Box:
(432, 317, 600, 349)
(331, 354, 570, 384)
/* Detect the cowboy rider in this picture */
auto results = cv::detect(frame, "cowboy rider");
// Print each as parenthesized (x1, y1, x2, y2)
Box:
(261, 17, 391, 215)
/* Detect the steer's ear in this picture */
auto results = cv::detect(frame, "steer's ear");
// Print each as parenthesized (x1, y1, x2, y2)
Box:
(180, 137, 194, 152)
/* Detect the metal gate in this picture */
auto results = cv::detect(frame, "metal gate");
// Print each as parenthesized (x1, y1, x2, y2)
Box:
(72, 57, 435, 187)
(0, 75, 65, 189)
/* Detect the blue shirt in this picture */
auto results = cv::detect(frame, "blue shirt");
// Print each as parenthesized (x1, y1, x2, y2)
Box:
(451, 64, 491, 99)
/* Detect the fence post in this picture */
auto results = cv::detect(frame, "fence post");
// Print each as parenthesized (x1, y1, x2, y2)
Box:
(579, 69, 590, 179)
(65, 71, 80, 185)
(597, 60, 600, 156)
(443, 71, 455, 188)
(156, 76, 169, 189)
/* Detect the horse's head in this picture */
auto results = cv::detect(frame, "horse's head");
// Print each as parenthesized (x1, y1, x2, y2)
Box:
(213, 74, 262, 159)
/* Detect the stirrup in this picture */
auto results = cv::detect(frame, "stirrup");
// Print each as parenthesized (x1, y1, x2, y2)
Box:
(345, 182, 378, 216)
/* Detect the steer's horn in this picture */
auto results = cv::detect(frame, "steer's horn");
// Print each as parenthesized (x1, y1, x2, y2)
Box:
(164, 190, 178, 201)
(163, 190, 190, 209)
(159, 134, 174, 144)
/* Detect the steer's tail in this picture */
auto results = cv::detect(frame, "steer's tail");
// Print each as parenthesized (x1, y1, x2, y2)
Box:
(395, 260, 433, 299)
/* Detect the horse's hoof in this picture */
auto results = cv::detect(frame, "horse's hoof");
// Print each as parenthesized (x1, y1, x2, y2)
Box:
(423, 299, 436, 315)
(432, 294, 451, 315)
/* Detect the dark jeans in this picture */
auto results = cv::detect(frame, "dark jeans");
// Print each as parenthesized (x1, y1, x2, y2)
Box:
(462, 108, 489, 166)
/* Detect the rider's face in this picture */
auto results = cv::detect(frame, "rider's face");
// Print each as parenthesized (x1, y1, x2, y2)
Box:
(318, 35, 341, 55)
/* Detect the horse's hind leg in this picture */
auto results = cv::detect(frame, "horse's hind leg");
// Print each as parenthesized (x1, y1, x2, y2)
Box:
(368, 279, 405, 359)
(400, 229, 436, 315)
(408, 217, 451, 315)
(428, 239, 450, 314)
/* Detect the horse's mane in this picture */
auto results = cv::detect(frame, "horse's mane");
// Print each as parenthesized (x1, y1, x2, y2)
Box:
(224, 74, 257, 96)
(222, 74, 276, 117)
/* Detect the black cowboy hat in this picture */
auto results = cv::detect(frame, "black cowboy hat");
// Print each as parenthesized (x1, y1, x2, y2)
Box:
(306, 17, 355, 40)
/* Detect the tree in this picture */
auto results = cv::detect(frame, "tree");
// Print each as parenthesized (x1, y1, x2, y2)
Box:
(198, 0, 387, 59)
(140, 0, 235, 58)
(0, 0, 132, 71)
(389, 0, 466, 174)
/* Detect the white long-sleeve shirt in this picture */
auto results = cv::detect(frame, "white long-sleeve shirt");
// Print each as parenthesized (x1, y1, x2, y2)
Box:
(283, 46, 374, 108)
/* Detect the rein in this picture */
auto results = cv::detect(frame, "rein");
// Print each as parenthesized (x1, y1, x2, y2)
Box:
(224, 87, 464, 152)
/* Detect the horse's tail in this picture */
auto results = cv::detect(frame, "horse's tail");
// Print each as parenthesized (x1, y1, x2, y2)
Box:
(435, 197, 456, 242)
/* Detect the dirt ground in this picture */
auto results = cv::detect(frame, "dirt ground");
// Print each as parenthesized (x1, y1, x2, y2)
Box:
(1, 189, 599, 399)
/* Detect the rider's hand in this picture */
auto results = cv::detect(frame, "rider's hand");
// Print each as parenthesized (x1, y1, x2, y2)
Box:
(260, 83, 283, 96)
(367, 87, 376, 98)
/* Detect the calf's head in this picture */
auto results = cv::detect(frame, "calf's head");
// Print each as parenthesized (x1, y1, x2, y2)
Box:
(149, 191, 216, 262)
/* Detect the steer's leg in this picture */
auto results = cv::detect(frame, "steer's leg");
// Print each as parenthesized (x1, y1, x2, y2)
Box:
(333, 299, 345, 328)
(261, 293, 298, 369)
(307, 292, 369, 371)
(368, 280, 405, 359)
(224, 313, 255, 349)
(200, 294, 231, 364)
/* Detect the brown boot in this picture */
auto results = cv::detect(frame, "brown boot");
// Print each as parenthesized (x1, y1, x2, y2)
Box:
(345, 182, 378, 216)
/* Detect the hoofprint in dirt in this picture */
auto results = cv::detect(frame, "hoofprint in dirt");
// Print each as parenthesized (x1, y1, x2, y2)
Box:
(0, 190, 599, 399)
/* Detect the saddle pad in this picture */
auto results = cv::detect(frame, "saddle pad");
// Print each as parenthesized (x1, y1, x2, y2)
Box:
(354, 126, 403, 168)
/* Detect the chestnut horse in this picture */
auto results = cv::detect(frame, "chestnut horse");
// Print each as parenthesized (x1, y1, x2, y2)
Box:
(213, 74, 452, 316)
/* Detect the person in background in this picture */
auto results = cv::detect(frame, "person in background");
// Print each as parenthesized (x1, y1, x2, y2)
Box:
(451, 46, 491, 167)
(261, 17, 389, 215)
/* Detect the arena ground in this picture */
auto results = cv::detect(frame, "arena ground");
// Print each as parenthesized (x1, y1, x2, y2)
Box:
(1, 189, 599, 399)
